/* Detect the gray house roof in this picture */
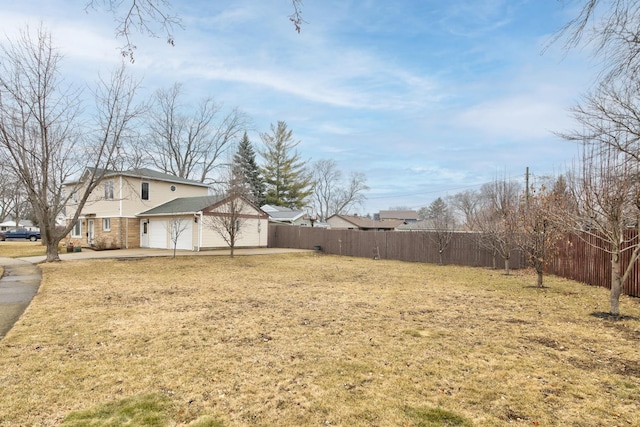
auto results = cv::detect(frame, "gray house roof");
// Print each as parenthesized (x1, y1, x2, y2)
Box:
(327, 214, 405, 230)
(67, 167, 210, 188)
(138, 195, 225, 216)
(378, 210, 418, 221)
(260, 204, 305, 222)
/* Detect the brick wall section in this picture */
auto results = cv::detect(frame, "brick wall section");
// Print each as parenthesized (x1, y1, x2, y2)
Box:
(65, 217, 142, 249)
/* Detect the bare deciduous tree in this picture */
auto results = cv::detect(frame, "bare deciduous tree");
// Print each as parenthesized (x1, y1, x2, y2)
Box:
(474, 178, 521, 274)
(423, 197, 456, 266)
(0, 26, 143, 261)
(562, 77, 640, 162)
(553, 0, 640, 80)
(559, 55, 640, 315)
(515, 177, 573, 287)
(449, 190, 481, 230)
(311, 159, 369, 221)
(564, 144, 640, 316)
(86, 0, 305, 61)
(0, 164, 30, 226)
(203, 166, 252, 258)
(146, 83, 249, 184)
(168, 217, 190, 258)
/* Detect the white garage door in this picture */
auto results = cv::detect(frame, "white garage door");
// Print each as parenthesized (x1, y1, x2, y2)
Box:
(175, 220, 193, 250)
(148, 218, 193, 250)
(148, 219, 168, 249)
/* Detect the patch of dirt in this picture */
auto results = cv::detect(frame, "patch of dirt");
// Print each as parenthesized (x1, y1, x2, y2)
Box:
(609, 357, 640, 378)
(530, 337, 568, 351)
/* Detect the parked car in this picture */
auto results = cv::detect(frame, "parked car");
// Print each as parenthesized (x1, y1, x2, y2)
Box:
(0, 228, 41, 241)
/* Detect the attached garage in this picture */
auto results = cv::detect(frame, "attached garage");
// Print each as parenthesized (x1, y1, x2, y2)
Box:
(138, 194, 268, 252)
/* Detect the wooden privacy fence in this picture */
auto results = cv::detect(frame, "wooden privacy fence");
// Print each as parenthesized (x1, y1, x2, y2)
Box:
(546, 229, 640, 298)
(268, 225, 525, 270)
(268, 225, 640, 298)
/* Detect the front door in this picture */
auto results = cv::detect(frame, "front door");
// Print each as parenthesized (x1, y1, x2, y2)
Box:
(87, 219, 95, 246)
(140, 220, 149, 247)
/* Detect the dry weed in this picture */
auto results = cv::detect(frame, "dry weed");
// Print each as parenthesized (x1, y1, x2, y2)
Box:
(0, 253, 638, 426)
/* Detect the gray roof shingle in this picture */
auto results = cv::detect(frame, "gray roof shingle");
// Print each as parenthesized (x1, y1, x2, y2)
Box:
(138, 195, 225, 216)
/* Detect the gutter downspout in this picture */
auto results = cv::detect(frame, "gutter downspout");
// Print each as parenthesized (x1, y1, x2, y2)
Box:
(119, 175, 128, 249)
(196, 211, 203, 251)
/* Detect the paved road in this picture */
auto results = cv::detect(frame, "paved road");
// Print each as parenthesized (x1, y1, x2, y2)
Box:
(0, 247, 308, 340)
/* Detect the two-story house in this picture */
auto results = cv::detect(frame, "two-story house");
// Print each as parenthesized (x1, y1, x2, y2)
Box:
(65, 168, 267, 250)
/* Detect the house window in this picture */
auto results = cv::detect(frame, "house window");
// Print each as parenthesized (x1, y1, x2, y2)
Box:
(235, 220, 241, 232)
(104, 180, 114, 200)
(72, 220, 82, 237)
(103, 218, 111, 231)
(141, 182, 150, 200)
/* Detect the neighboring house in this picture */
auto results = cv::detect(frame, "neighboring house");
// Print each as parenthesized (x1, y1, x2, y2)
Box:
(396, 219, 438, 231)
(397, 219, 462, 232)
(138, 195, 268, 251)
(65, 168, 210, 249)
(326, 214, 405, 231)
(261, 204, 314, 226)
(376, 210, 418, 223)
(0, 220, 38, 232)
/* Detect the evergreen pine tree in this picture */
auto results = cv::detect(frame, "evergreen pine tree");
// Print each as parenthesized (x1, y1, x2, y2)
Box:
(259, 121, 312, 209)
(233, 132, 266, 206)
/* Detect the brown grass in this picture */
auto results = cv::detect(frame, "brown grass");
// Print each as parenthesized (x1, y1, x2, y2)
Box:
(0, 253, 639, 426)
(0, 241, 51, 258)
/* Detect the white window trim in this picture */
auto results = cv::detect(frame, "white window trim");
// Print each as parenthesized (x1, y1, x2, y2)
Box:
(104, 180, 114, 200)
(103, 218, 111, 232)
(72, 220, 82, 237)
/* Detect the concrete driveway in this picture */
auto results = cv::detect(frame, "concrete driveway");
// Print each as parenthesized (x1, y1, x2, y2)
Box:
(0, 258, 41, 339)
(0, 247, 308, 340)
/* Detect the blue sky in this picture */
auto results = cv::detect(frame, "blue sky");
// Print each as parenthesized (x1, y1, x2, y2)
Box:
(1, 1, 594, 214)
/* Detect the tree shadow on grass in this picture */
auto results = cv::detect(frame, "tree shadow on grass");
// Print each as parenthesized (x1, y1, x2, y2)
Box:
(590, 311, 639, 321)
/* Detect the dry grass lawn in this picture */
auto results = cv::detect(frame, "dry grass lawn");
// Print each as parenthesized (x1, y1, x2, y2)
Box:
(0, 253, 638, 426)
(0, 240, 54, 258)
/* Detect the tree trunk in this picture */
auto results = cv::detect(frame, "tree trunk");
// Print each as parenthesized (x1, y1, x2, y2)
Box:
(45, 242, 60, 262)
(537, 270, 543, 287)
(503, 257, 510, 275)
(610, 253, 622, 316)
